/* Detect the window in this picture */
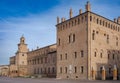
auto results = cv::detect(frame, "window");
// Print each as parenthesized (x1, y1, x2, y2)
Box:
(107, 35, 109, 44)
(81, 50, 84, 57)
(48, 67, 50, 73)
(75, 66, 77, 73)
(100, 53, 102, 58)
(109, 68, 111, 74)
(100, 20, 102, 25)
(72, 21, 74, 26)
(52, 67, 55, 73)
(81, 66, 84, 74)
(60, 67, 62, 73)
(74, 52, 77, 58)
(85, 16, 87, 21)
(65, 53, 67, 60)
(94, 52, 96, 57)
(73, 34, 75, 42)
(97, 18, 99, 24)
(65, 67, 67, 73)
(82, 17, 84, 22)
(75, 20, 77, 25)
(38, 58, 39, 64)
(22, 54, 24, 56)
(103, 21, 104, 26)
(60, 54, 62, 60)
(113, 54, 115, 60)
(92, 30, 95, 40)
(69, 35, 71, 43)
(108, 54, 110, 59)
(90, 16, 92, 21)
(100, 67, 102, 74)
(116, 37, 118, 46)
(58, 38, 60, 46)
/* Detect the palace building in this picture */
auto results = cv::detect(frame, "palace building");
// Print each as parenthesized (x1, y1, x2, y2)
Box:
(27, 44, 56, 77)
(56, 1, 120, 80)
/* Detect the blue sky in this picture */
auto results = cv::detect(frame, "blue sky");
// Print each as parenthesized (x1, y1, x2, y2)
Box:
(0, 0, 120, 65)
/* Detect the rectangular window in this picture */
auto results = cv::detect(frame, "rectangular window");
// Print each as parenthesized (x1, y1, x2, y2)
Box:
(60, 54, 62, 60)
(81, 66, 84, 74)
(113, 54, 115, 60)
(60, 67, 62, 73)
(65, 53, 67, 60)
(58, 38, 60, 46)
(94, 52, 96, 57)
(108, 54, 110, 59)
(100, 53, 102, 58)
(65, 67, 67, 73)
(73, 34, 75, 42)
(69, 35, 71, 43)
(107, 35, 109, 44)
(75, 67, 77, 73)
(90, 16, 92, 21)
(74, 52, 77, 58)
(81, 50, 84, 57)
(92, 30, 95, 40)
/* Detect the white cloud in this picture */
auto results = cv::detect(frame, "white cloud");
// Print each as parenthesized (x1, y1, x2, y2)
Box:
(0, 0, 120, 65)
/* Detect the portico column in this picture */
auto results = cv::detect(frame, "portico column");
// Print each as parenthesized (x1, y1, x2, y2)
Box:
(102, 66, 106, 80)
(113, 65, 117, 80)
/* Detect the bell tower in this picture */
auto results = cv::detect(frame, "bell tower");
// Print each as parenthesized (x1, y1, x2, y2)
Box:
(18, 35, 28, 53)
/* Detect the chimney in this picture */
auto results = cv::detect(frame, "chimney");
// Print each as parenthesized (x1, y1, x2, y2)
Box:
(79, 9, 82, 14)
(85, 1, 91, 12)
(57, 16, 60, 24)
(117, 17, 120, 24)
(69, 8, 73, 18)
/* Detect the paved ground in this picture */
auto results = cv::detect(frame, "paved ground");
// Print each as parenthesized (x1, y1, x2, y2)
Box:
(0, 77, 120, 83)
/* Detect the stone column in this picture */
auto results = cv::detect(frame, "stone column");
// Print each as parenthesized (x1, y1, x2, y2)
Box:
(113, 65, 117, 80)
(91, 68, 95, 80)
(102, 66, 106, 80)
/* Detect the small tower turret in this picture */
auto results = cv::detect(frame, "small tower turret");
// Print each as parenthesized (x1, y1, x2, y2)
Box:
(69, 8, 73, 18)
(57, 16, 60, 24)
(79, 9, 82, 14)
(85, 1, 91, 12)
